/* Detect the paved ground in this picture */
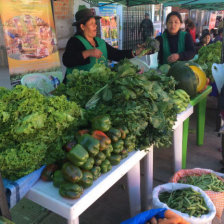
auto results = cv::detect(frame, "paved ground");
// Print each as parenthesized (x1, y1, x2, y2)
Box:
(1, 66, 223, 223)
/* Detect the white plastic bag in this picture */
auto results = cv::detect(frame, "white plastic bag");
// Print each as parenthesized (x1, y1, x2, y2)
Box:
(21, 73, 55, 95)
(149, 52, 158, 69)
(129, 57, 150, 72)
(212, 63, 224, 93)
(152, 183, 216, 224)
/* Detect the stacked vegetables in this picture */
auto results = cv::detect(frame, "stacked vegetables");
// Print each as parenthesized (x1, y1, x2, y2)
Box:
(159, 188, 209, 217)
(86, 60, 178, 149)
(42, 115, 135, 199)
(0, 86, 81, 180)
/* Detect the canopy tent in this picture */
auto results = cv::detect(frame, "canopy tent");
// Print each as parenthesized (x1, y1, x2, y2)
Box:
(164, 0, 224, 10)
(100, 0, 178, 7)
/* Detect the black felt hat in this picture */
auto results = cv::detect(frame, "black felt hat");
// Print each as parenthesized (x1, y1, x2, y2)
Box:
(72, 8, 101, 26)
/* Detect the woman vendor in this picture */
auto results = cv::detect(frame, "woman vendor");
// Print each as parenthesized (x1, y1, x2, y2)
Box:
(63, 8, 145, 77)
(156, 11, 196, 65)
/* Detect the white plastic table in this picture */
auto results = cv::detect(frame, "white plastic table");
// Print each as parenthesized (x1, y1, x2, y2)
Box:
(26, 147, 153, 224)
(173, 105, 194, 172)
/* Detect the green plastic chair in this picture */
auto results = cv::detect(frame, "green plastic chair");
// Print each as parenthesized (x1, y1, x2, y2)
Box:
(182, 85, 212, 168)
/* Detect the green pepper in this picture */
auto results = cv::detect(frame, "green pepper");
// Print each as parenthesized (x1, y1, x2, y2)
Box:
(100, 159, 112, 173)
(62, 162, 83, 183)
(112, 140, 124, 154)
(59, 182, 83, 199)
(67, 144, 89, 166)
(94, 157, 102, 166)
(107, 128, 121, 142)
(109, 154, 121, 165)
(53, 170, 65, 188)
(91, 166, 101, 180)
(104, 144, 113, 158)
(63, 140, 77, 152)
(120, 148, 128, 159)
(78, 134, 100, 157)
(79, 171, 93, 188)
(124, 135, 136, 152)
(94, 151, 106, 166)
(97, 151, 106, 161)
(80, 157, 94, 170)
(119, 126, 129, 139)
(92, 130, 111, 151)
(91, 115, 111, 132)
(41, 163, 58, 181)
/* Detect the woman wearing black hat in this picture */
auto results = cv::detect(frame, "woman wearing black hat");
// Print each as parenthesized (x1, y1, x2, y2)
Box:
(155, 11, 196, 65)
(62, 8, 145, 77)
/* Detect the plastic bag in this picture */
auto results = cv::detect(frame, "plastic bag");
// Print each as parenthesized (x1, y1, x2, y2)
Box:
(21, 73, 57, 95)
(152, 183, 216, 224)
(120, 208, 166, 224)
(149, 52, 158, 69)
(129, 58, 150, 73)
(171, 168, 224, 219)
(212, 63, 224, 93)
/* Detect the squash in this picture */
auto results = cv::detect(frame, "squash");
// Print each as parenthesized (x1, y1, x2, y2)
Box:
(167, 61, 207, 97)
(189, 65, 207, 92)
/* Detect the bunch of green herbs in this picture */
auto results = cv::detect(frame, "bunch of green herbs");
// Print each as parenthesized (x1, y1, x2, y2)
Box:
(52, 63, 116, 108)
(196, 41, 222, 82)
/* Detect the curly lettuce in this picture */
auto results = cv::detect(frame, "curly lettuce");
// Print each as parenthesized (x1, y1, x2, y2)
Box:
(0, 85, 81, 180)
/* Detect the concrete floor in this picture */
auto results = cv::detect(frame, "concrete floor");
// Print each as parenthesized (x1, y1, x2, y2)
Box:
(0, 65, 223, 223)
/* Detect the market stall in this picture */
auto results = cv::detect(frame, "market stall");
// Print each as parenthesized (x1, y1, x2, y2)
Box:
(1, 1, 224, 223)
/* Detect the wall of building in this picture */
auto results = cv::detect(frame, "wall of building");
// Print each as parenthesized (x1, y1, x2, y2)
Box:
(53, 0, 75, 49)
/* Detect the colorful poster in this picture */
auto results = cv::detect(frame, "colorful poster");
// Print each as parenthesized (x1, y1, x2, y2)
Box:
(99, 3, 119, 48)
(0, 0, 62, 87)
(100, 16, 119, 48)
(209, 13, 217, 30)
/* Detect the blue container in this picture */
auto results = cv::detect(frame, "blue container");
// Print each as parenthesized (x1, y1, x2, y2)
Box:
(209, 82, 219, 97)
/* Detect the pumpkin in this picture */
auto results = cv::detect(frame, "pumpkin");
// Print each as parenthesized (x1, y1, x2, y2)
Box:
(167, 61, 207, 97)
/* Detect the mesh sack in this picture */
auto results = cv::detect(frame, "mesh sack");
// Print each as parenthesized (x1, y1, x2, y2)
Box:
(171, 168, 224, 219)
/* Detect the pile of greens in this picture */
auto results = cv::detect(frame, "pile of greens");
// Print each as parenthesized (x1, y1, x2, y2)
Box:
(196, 41, 222, 82)
(52, 63, 116, 108)
(0, 86, 81, 180)
(86, 60, 178, 149)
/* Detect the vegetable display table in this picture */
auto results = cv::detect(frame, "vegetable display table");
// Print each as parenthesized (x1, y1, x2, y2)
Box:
(26, 147, 153, 224)
(173, 105, 194, 172)
(182, 86, 212, 169)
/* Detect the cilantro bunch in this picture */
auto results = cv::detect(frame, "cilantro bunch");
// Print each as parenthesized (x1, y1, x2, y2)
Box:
(0, 86, 81, 180)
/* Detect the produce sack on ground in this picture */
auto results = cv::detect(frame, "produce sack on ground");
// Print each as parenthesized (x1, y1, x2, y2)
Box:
(153, 183, 216, 224)
(171, 168, 224, 219)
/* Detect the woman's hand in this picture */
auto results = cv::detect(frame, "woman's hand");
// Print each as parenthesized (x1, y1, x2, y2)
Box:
(82, 49, 103, 59)
(167, 53, 180, 63)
